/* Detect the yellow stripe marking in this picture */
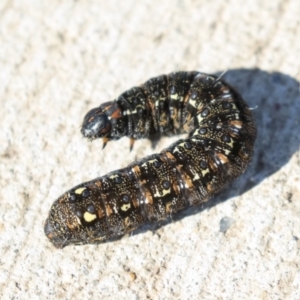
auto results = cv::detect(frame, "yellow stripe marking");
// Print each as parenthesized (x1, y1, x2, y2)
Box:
(201, 168, 209, 176)
(141, 159, 157, 167)
(121, 203, 131, 211)
(154, 188, 171, 197)
(193, 173, 200, 181)
(189, 99, 197, 107)
(170, 93, 178, 100)
(197, 114, 204, 123)
(75, 187, 86, 195)
(83, 212, 97, 222)
(227, 138, 234, 148)
(173, 147, 180, 153)
(224, 149, 231, 155)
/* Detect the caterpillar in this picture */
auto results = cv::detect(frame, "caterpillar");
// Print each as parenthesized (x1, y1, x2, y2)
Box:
(44, 71, 256, 248)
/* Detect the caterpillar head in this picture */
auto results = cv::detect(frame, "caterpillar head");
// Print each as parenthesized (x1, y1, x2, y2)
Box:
(44, 185, 110, 248)
(81, 106, 111, 140)
(81, 101, 124, 148)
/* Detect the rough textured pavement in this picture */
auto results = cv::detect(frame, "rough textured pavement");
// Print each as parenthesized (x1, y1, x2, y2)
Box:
(1, 1, 300, 299)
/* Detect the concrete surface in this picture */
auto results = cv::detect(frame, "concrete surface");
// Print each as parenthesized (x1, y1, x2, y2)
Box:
(1, 0, 300, 299)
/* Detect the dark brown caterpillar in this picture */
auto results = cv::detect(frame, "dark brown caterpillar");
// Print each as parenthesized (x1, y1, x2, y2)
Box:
(44, 71, 256, 248)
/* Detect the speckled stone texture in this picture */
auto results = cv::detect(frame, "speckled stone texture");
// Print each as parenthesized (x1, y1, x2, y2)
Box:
(1, 1, 300, 299)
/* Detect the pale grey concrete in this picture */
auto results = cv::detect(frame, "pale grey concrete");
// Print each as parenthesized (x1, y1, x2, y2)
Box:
(1, 1, 300, 299)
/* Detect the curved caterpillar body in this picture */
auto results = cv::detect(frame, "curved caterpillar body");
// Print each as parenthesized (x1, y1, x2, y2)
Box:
(44, 71, 256, 248)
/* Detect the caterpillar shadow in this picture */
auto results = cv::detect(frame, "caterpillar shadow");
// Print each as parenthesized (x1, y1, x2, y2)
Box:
(129, 68, 300, 238)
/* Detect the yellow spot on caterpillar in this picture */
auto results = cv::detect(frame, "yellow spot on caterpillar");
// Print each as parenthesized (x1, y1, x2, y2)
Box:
(197, 114, 203, 123)
(189, 168, 201, 181)
(170, 93, 178, 100)
(83, 211, 97, 222)
(227, 138, 234, 148)
(224, 149, 231, 155)
(154, 188, 171, 197)
(173, 147, 180, 153)
(109, 174, 119, 179)
(189, 99, 197, 107)
(142, 159, 157, 167)
(192, 129, 199, 136)
(75, 187, 86, 195)
(201, 168, 209, 176)
(121, 203, 131, 211)
(193, 173, 200, 181)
